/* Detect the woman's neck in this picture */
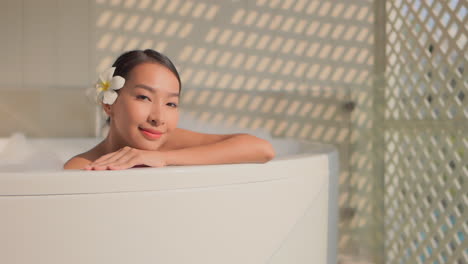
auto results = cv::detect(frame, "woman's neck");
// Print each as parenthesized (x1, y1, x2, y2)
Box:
(100, 130, 126, 155)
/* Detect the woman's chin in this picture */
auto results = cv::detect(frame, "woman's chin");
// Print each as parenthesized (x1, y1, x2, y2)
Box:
(133, 140, 164, 151)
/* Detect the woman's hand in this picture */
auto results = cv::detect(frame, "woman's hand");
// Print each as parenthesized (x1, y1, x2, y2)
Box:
(84, 146, 166, 170)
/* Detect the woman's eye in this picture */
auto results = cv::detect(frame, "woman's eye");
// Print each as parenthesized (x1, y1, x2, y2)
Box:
(136, 95, 150, 101)
(167, 102, 178, 108)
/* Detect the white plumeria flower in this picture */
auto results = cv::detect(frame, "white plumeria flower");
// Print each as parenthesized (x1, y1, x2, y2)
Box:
(96, 67, 125, 105)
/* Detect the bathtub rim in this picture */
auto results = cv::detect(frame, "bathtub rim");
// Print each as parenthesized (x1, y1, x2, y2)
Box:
(0, 140, 337, 196)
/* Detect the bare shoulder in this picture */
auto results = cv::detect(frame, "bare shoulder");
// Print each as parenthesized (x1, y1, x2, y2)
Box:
(63, 154, 92, 170)
(63, 147, 103, 170)
(63, 140, 108, 170)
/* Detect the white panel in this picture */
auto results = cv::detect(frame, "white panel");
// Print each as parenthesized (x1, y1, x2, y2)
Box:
(0, 0, 23, 89)
(267, 189, 329, 264)
(22, 0, 58, 89)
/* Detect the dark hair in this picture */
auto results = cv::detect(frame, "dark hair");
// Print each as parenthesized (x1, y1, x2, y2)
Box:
(105, 49, 181, 126)
(112, 49, 181, 91)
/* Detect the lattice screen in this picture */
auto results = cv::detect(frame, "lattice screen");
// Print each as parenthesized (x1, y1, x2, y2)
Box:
(385, 0, 467, 263)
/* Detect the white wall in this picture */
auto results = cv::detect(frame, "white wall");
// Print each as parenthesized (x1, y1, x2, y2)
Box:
(0, 0, 94, 137)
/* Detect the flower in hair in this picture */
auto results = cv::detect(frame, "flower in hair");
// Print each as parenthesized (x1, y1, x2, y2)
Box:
(96, 67, 125, 105)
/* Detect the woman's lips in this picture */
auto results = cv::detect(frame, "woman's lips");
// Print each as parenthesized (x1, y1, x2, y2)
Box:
(139, 127, 163, 139)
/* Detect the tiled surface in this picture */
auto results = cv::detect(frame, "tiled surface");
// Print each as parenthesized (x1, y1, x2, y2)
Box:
(0, 0, 93, 138)
(0, 89, 95, 137)
(0, 0, 91, 90)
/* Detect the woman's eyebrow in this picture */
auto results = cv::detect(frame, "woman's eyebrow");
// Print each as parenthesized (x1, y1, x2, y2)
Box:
(134, 84, 179, 97)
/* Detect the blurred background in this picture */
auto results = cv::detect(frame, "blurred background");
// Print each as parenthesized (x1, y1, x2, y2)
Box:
(0, 0, 466, 263)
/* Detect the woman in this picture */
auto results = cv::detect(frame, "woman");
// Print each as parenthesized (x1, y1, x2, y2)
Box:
(64, 49, 275, 170)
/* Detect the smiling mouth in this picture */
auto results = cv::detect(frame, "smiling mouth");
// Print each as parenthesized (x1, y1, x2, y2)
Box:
(139, 127, 163, 139)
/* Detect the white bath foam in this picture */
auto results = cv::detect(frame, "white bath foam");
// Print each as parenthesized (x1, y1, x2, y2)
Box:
(0, 114, 300, 172)
(0, 136, 301, 172)
(0, 133, 64, 172)
(0, 133, 34, 163)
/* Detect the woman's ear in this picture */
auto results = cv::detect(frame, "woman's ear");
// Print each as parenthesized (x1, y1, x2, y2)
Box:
(102, 103, 112, 117)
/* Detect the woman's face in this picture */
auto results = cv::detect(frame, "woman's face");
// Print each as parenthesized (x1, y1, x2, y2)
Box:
(105, 62, 180, 150)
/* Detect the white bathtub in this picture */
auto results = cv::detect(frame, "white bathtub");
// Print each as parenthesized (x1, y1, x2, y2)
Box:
(0, 137, 338, 264)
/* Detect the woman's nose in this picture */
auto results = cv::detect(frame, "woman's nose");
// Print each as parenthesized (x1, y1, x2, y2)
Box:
(149, 118, 163, 126)
(148, 105, 165, 126)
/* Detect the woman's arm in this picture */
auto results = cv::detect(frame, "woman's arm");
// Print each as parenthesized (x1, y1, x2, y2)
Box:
(85, 129, 275, 170)
(163, 130, 275, 165)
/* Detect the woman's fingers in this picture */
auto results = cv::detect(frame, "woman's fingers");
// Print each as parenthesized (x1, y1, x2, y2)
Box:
(84, 148, 165, 170)
(108, 157, 140, 170)
(102, 154, 136, 170)
(85, 147, 133, 170)
(93, 152, 132, 168)
(91, 151, 118, 164)
(93, 147, 131, 164)
(86, 147, 144, 170)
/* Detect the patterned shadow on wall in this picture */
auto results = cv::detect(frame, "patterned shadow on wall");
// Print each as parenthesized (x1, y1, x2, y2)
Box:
(94, 0, 377, 262)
